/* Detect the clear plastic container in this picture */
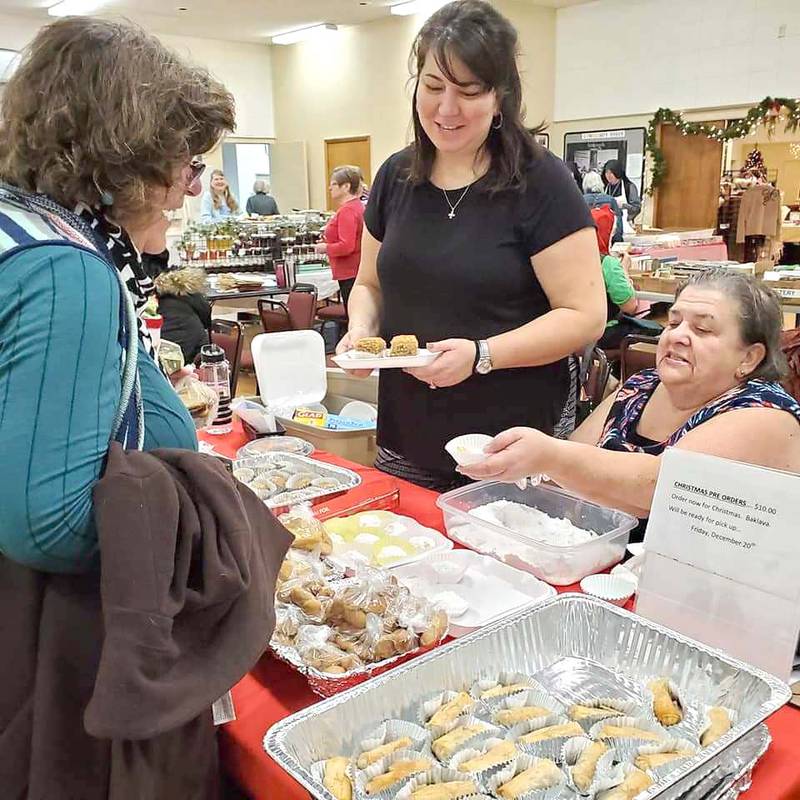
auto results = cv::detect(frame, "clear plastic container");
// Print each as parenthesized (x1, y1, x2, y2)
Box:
(436, 481, 638, 586)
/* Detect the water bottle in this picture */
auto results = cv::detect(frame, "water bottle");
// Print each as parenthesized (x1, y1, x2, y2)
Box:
(285, 246, 296, 287)
(197, 344, 232, 434)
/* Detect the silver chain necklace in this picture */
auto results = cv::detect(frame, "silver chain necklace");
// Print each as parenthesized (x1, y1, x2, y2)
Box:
(442, 184, 472, 219)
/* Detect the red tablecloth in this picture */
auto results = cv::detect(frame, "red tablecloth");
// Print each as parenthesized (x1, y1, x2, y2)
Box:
(201, 422, 800, 800)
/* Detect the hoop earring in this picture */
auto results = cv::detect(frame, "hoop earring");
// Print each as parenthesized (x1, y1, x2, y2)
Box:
(492, 112, 504, 130)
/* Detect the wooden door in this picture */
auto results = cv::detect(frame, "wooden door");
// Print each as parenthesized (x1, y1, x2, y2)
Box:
(324, 137, 371, 211)
(654, 122, 724, 230)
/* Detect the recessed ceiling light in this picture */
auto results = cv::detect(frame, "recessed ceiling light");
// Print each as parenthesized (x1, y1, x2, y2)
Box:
(271, 23, 338, 46)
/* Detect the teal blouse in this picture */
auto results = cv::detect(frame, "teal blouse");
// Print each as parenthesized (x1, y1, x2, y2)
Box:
(0, 243, 197, 572)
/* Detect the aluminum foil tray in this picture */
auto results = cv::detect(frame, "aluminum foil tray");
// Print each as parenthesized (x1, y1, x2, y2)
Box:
(233, 453, 361, 509)
(265, 594, 789, 800)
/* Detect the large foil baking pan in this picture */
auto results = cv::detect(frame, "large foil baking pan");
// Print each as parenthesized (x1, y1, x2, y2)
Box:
(264, 594, 789, 799)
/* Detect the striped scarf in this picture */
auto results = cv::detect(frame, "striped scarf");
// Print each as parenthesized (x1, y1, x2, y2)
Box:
(76, 205, 158, 360)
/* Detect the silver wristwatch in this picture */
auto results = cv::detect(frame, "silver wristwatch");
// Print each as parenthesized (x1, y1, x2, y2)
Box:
(475, 339, 493, 375)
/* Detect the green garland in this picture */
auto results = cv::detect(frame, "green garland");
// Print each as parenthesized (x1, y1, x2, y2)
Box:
(645, 97, 800, 195)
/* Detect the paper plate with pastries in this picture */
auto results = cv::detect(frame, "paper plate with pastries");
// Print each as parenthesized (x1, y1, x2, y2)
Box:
(333, 335, 441, 370)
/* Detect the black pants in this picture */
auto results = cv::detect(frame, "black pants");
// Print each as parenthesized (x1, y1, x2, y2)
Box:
(338, 278, 355, 309)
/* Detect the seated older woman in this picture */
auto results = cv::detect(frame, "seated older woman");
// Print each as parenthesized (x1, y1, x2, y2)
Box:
(462, 270, 800, 534)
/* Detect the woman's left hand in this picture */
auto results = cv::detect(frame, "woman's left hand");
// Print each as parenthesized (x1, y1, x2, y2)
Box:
(314, 243, 328, 254)
(459, 427, 558, 482)
(404, 338, 475, 389)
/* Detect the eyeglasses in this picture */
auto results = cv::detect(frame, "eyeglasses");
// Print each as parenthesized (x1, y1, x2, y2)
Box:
(188, 159, 206, 182)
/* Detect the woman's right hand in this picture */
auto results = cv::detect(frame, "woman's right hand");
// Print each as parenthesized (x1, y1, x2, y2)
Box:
(336, 324, 374, 378)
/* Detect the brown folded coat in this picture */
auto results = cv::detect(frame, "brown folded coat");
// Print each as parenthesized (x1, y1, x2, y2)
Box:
(0, 444, 292, 799)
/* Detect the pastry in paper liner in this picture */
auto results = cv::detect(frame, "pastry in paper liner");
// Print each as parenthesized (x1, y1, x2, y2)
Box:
(589, 716, 669, 763)
(447, 736, 518, 783)
(355, 749, 436, 800)
(645, 677, 684, 727)
(485, 753, 567, 800)
(640, 677, 705, 741)
(595, 763, 653, 800)
(561, 736, 620, 796)
(355, 720, 431, 770)
(699, 705, 737, 748)
(430, 716, 499, 764)
(506, 714, 583, 762)
(394, 766, 480, 800)
(469, 672, 543, 707)
(310, 757, 354, 800)
(567, 698, 642, 732)
(491, 688, 565, 729)
(632, 737, 698, 781)
(419, 690, 479, 737)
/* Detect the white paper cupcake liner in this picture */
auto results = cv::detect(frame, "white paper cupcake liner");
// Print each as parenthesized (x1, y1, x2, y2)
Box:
(419, 690, 479, 738)
(589, 715, 670, 764)
(632, 737, 699, 782)
(445, 434, 494, 467)
(506, 714, 583, 762)
(448, 735, 519, 784)
(354, 749, 436, 800)
(430, 715, 500, 765)
(561, 736, 620, 797)
(566, 698, 642, 733)
(395, 766, 482, 800)
(311, 757, 356, 800)
(595, 762, 653, 800)
(491, 688, 565, 729)
(484, 752, 567, 800)
(355, 719, 431, 770)
(470, 672, 544, 708)
(699, 705, 738, 748)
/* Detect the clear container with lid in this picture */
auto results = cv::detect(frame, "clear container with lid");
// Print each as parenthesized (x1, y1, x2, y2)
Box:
(436, 481, 638, 586)
(197, 344, 232, 434)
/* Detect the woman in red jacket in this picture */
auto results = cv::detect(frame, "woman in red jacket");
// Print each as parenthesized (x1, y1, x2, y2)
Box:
(315, 164, 365, 307)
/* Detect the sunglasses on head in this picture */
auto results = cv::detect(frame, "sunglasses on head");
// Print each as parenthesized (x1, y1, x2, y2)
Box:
(188, 159, 206, 182)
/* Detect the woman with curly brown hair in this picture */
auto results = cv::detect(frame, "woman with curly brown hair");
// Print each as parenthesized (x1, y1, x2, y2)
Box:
(0, 16, 234, 570)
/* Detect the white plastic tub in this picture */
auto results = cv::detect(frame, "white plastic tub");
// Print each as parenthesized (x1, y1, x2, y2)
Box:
(436, 481, 638, 586)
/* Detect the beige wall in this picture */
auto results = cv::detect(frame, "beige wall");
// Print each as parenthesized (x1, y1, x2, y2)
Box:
(0, 14, 274, 140)
(271, 0, 557, 211)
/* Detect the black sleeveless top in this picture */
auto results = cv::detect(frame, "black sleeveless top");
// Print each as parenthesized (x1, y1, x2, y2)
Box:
(364, 148, 595, 473)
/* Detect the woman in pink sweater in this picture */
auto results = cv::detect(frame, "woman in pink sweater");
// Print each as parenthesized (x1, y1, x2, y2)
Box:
(315, 164, 365, 307)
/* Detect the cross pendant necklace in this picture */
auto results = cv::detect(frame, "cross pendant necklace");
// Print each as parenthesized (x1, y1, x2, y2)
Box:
(442, 184, 472, 220)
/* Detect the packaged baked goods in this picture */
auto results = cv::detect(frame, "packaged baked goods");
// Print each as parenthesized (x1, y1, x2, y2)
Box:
(174, 375, 218, 429)
(278, 503, 333, 555)
(294, 624, 362, 674)
(390, 335, 419, 357)
(356, 337, 387, 355)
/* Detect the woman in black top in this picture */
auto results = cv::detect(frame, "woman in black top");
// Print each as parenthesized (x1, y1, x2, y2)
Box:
(338, 0, 606, 490)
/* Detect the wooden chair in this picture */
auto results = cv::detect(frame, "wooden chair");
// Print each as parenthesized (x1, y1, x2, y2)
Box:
(240, 284, 319, 382)
(257, 283, 318, 333)
(580, 346, 611, 410)
(210, 319, 243, 398)
(620, 334, 660, 383)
